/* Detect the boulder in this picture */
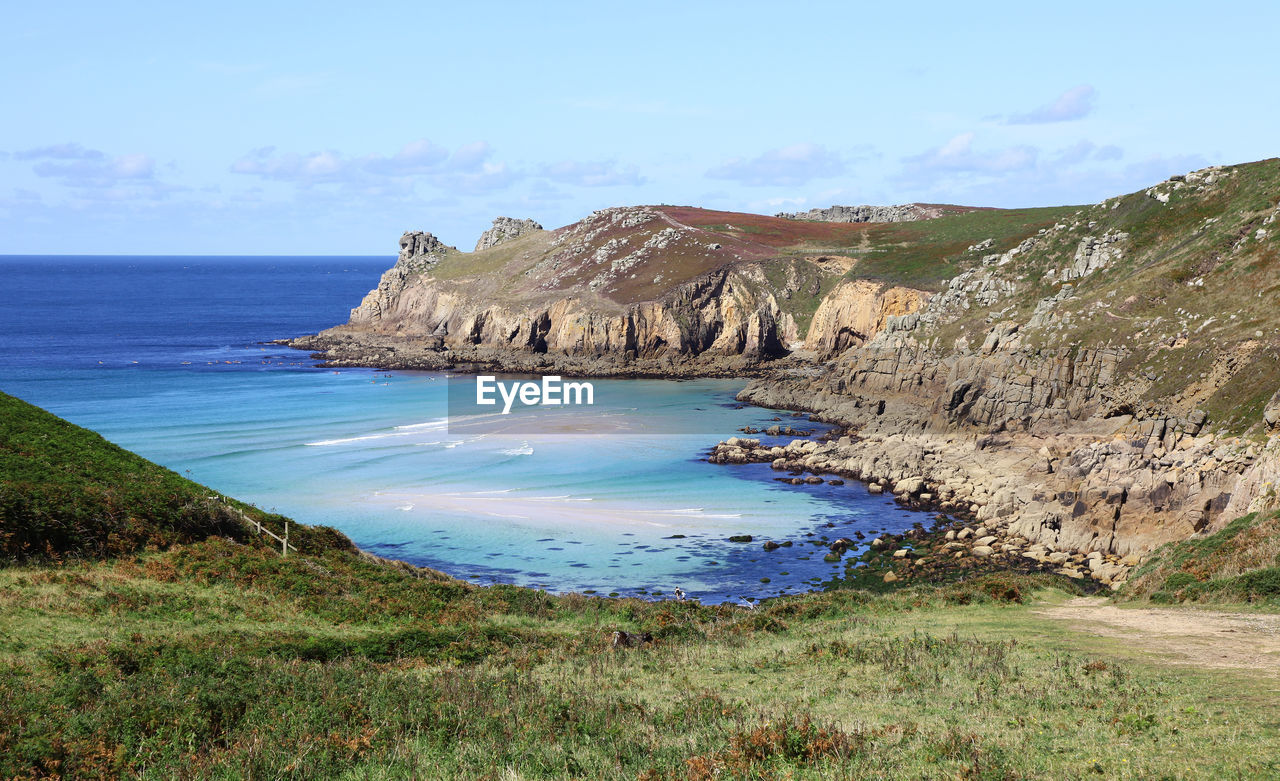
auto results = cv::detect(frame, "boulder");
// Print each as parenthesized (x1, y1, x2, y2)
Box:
(1265, 388, 1280, 431)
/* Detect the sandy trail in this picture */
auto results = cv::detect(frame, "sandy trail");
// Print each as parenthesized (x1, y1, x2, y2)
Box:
(1037, 597, 1280, 673)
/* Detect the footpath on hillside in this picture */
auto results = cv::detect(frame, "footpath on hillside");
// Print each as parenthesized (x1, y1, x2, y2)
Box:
(1038, 597, 1280, 673)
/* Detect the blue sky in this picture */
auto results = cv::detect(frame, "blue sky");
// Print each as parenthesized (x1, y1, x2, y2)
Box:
(2, 1, 1276, 254)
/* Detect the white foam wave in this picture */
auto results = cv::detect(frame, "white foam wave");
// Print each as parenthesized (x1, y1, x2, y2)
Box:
(306, 417, 450, 447)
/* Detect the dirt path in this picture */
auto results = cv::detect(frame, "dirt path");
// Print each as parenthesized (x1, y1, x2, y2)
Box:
(1037, 597, 1280, 673)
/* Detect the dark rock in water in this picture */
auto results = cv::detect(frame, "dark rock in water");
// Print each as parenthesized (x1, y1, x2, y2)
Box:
(825, 522, 836, 528)
(804, 476, 824, 485)
(788, 478, 804, 485)
(762, 540, 780, 551)
(780, 540, 794, 547)
(823, 552, 842, 562)
(828, 479, 845, 485)
(760, 577, 771, 583)
(830, 537, 855, 554)
(664, 534, 687, 539)
(728, 535, 754, 543)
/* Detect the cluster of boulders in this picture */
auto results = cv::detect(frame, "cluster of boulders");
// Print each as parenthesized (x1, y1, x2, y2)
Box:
(927, 520, 1135, 588)
(474, 217, 542, 251)
(738, 424, 812, 436)
(708, 435, 989, 520)
(709, 432, 1144, 589)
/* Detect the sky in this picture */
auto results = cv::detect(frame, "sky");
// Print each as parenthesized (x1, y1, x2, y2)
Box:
(2, 1, 1277, 255)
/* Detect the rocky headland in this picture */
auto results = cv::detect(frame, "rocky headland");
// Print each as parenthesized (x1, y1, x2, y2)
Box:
(291, 159, 1280, 590)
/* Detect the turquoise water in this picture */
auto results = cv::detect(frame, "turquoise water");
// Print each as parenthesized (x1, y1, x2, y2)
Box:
(0, 257, 926, 602)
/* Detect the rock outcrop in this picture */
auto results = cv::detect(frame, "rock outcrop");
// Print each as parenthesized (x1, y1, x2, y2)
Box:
(398, 231, 453, 268)
(475, 217, 542, 251)
(775, 203, 973, 223)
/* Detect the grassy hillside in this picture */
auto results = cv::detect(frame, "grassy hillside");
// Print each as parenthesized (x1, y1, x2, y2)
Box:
(4, 544, 1280, 779)
(922, 158, 1280, 438)
(2, 396, 1280, 777)
(0, 391, 350, 562)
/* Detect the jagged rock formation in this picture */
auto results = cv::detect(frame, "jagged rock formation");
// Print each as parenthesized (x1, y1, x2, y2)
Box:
(475, 217, 542, 252)
(398, 231, 453, 268)
(776, 203, 974, 223)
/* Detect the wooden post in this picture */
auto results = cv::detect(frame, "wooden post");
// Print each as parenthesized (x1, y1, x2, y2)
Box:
(283, 521, 289, 557)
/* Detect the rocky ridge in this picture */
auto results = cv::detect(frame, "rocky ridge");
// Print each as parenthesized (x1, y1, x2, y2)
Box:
(776, 203, 975, 223)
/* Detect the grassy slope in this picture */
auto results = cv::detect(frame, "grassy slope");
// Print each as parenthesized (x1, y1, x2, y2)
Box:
(3, 546, 1279, 779)
(927, 158, 1280, 438)
(1, 400, 1278, 777)
(0, 390, 351, 562)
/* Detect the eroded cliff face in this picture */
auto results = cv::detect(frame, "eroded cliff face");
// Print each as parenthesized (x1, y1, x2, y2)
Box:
(347, 265, 791, 359)
(806, 281, 929, 358)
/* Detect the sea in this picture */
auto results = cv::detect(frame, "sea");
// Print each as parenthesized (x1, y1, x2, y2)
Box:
(0, 256, 929, 603)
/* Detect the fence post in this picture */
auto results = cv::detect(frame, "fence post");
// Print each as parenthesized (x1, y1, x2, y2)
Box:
(283, 521, 289, 557)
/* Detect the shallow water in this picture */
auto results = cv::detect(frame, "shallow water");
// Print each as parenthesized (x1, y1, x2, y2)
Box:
(0, 256, 928, 602)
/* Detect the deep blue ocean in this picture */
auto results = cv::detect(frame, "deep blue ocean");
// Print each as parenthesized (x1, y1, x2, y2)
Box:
(0, 256, 926, 603)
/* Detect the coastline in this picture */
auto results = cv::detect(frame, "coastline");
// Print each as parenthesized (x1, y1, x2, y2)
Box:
(285, 336, 1134, 593)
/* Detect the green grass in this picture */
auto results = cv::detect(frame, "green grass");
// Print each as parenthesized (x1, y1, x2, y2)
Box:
(3, 550, 1279, 779)
(808, 206, 1078, 290)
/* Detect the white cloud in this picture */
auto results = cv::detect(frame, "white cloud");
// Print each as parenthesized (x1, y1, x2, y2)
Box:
(13, 143, 168, 199)
(14, 142, 107, 161)
(1008, 85, 1097, 125)
(901, 133, 1038, 179)
(230, 139, 517, 193)
(1054, 140, 1124, 166)
(540, 160, 645, 187)
(706, 143, 845, 187)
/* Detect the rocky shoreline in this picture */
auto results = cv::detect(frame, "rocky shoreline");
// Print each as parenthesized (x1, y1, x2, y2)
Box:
(708, 430, 1135, 589)
(282, 332, 790, 379)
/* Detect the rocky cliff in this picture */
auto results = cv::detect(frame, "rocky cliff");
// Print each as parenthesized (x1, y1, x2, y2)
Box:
(293, 160, 1280, 575)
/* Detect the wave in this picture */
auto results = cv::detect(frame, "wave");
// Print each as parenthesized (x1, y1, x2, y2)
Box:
(306, 417, 450, 447)
(500, 444, 534, 456)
